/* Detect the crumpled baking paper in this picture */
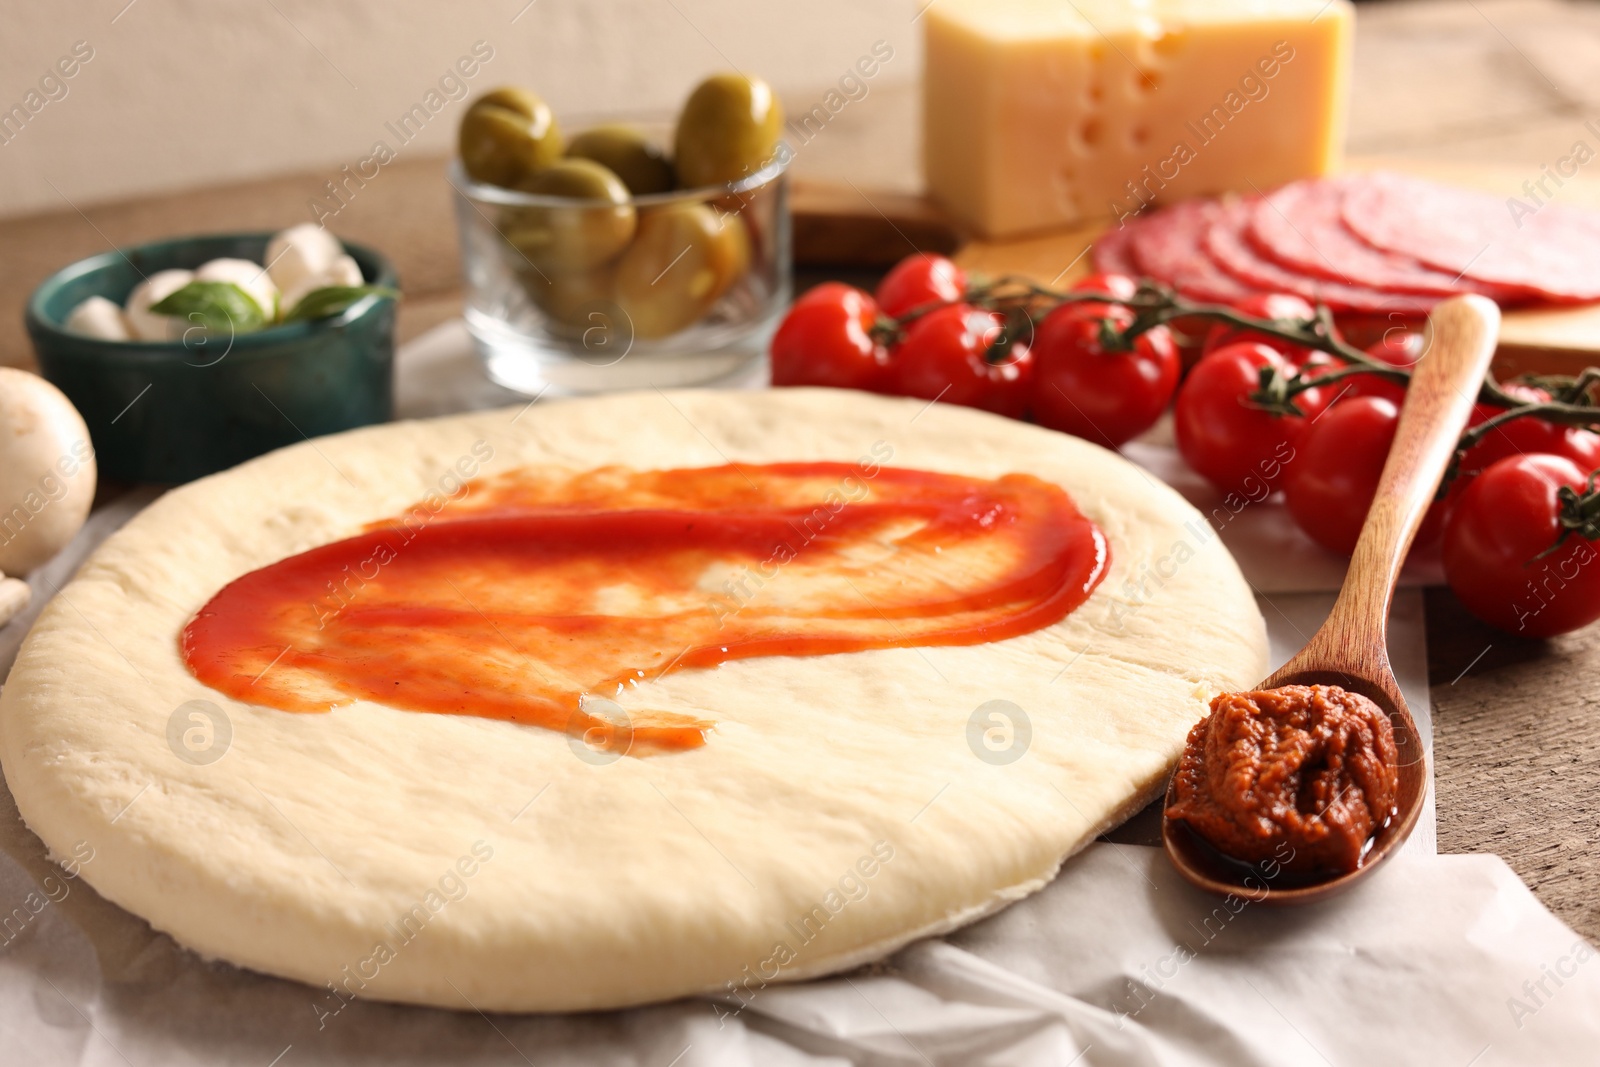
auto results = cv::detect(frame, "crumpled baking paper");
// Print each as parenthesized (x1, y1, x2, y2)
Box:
(0, 322, 1591, 1065)
(3, 823, 1594, 1065)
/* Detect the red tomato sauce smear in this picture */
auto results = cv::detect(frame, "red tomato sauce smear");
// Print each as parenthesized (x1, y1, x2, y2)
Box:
(182, 463, 1108, 755)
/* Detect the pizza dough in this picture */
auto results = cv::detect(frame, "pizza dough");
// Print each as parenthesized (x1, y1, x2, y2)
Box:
(0, 388, 1267, 1012)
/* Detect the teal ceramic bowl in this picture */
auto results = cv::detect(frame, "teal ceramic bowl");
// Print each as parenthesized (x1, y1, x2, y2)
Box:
(25, 232, 398, 484)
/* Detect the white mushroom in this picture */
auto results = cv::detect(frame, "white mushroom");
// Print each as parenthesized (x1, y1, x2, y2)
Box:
(64, 296, 132, 341)
(124, 268, 195, 341)
(0, 368, 97, 575)
(280, 253, 365, 316)
(195, 258, 280, 322)
(0, 575, 30, 628)
(265, 223, 344, 295)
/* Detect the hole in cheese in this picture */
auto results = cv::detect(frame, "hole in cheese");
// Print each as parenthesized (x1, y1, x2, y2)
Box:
(1051, 178, 1079, 217)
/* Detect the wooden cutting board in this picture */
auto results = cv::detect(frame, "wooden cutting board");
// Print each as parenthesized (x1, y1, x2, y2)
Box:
(790, 160, 1600, 378)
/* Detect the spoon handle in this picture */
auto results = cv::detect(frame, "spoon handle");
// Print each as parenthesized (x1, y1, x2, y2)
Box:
(1319, 295, 1501, 652)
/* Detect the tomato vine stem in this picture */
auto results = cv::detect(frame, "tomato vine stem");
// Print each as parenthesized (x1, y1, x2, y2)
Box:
(872, 275, 1600, 478)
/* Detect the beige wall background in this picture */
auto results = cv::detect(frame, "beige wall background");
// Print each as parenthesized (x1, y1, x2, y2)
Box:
(6, 0, 1600, 222)
(0, 0, 926, 219)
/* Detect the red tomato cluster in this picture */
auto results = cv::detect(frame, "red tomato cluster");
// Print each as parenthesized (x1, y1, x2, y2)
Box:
(770, 256, 1600, 638)
(1174, 307, 1600, 638)
(772, 256, 1179, 447)
(1443, 456, 1600, 637)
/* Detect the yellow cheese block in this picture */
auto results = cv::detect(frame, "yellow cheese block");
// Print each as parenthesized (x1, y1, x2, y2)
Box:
(923, 0, 1354, 238)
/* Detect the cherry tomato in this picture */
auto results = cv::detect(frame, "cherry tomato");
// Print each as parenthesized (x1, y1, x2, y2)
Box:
(1295, 348, 1349, 390)
(875, 254, 968, 318)
(1283, 396, 1446, 556)
(1460, 383, 1600, 478)
(1071, 272, 1138, 300)
(1174, 342, 1332, 498)
(1202, 294, 1319, 365)
(1443, 454, 1600, 637)
(1343, 330, 1424, 407)
(1030, 302, 1178, 447)
(890, 303, 1032, 418)
(770, 282, 888, 391)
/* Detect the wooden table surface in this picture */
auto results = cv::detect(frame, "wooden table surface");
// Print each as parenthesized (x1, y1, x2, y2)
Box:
(3, 0, 1600, 942)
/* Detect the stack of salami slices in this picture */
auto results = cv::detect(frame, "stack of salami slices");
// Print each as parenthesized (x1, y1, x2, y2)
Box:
(1093, 172, 1600, 314)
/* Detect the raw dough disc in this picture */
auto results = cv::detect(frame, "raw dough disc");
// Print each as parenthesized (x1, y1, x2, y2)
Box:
(0, 388, 1267, 1012)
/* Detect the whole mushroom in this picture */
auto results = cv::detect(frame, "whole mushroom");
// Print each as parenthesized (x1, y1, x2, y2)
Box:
(0, 368, 97, 576)
(0, 574, 28, 628)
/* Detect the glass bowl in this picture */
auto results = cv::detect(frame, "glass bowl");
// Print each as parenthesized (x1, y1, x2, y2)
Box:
(448, 128, 790, 395)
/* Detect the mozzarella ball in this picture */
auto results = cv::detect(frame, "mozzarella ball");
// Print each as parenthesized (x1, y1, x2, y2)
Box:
(326, 253, 363, 287)
(64, 296, 132, 341)
(124, 268, 195, 341)
(280, 254, 366, 316)
(0, 368, 97, 575)
(195, 258, 279, 322)
(266, 224, 343, 294)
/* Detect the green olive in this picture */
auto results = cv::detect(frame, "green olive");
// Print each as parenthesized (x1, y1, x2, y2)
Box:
(518, 264, 617, 333)
(500, 159, 637, 273)
(615, 204, 750, 338)
(459, 87, 564, 188)
(566, 124, 675, 196)
(673, 73, 785, 189)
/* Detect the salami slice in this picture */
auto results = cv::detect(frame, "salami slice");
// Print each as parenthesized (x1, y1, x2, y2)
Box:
(1341, 172, 1600, 302)
(1126, 200, 1264, 305)
(1204, 197, 1440, 315)
(1091, 219, 1140, 277)
(1249, 178, 1518, 299)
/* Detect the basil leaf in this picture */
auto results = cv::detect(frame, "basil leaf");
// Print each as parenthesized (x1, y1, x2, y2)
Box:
(283, 285, 397, 323)
(148, 281, 269, 334)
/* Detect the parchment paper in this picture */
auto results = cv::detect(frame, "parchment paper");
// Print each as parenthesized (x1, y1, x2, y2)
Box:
(0, 323, 1591, 1065)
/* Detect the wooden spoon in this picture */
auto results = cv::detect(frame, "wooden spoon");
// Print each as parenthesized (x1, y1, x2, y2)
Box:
(1162, 294, 1501, 904)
